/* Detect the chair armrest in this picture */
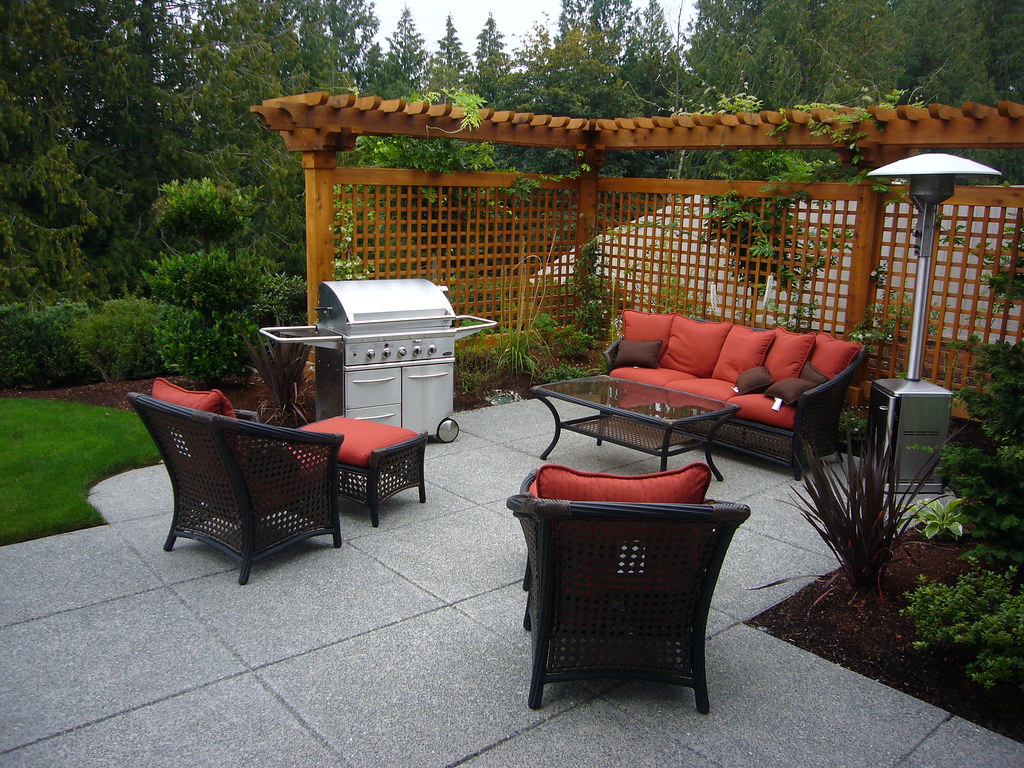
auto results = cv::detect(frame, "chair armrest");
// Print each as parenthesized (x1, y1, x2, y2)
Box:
(234, 409, 260, 422)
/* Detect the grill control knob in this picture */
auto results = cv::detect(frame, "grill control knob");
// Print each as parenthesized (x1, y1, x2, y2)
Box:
(366, 348, 375, 360)
(381, 348, 391, 360)
(397, 346, 407, 357)
(412, 345, 422, 356)
(427, 344, 437, 355)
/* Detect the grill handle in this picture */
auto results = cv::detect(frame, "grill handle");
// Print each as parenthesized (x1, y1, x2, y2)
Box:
(453, 315, 497, 340)
(259, 326, 344, 349)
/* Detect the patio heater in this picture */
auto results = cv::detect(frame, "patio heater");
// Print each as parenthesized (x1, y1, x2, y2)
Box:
(865, 153, 1001, 491)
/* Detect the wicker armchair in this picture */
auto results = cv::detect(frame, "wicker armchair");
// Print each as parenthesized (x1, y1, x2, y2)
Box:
(129, 393, 343, 584)
(507, 472, 749, 712)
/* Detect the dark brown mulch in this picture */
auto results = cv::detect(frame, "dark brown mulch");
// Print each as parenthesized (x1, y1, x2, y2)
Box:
(3, 377, 1021, 743)
(750, 533, 1023, 743)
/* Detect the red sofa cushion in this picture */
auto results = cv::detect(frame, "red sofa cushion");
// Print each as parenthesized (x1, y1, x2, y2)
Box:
(662, 316, 732, 377)
(728, 393, 797, 429)
(610, 367, 697, 388)
(666, 377, 737, 402)
(712, 325, 775, 382)
(151, 377, 236, 419)
(621, 310, 674, 361)
(764, 328, 816, 381)
(808, 333, 862, 378)
(531, 462, 712, 503)
(301, 417, 419, 467)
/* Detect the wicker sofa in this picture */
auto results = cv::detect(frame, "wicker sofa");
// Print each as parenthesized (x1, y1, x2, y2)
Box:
(604, 310, 865, 477)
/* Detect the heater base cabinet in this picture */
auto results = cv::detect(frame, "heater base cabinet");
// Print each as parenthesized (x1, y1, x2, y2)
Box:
(868, 378, 950, 493)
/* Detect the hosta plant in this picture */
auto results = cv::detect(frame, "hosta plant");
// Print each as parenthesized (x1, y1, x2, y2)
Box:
(909, 496, 966, 540)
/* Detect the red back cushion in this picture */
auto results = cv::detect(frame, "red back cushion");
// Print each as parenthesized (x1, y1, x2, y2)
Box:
(808, 333, 862, 378)
(301, 416, 419, 467)
(764, 328, 816, 381)
(532, 463, 712, 504)
(712, 325, 775, 382)
(661, 316, 733, 377)
(621, 310, 674, 361)
(151, 377, 236, 419)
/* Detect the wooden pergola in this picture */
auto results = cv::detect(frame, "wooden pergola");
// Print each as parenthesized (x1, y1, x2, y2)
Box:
(253, 92, 1022, 292)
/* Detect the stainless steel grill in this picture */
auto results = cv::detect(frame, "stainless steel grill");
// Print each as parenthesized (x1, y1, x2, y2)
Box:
(261, 279, 495, 441)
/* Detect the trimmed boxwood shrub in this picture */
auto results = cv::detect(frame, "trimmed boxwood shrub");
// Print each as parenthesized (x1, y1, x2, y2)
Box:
(0, 303, 94, 388)
(70, 297, 164, 382)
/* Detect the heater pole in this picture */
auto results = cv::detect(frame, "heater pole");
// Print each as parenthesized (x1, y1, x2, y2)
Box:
(906, 201, 938, 382)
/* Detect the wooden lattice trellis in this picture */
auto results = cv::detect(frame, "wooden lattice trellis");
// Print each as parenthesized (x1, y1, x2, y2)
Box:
(253, 93, 1024, 404)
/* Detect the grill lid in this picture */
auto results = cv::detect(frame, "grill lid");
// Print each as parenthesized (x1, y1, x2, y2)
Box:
(318, 279, 454, 335)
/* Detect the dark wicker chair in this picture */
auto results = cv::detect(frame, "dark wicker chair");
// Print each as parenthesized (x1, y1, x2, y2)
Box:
(507, 473, 750, 712)
(128, 393, 343, 584)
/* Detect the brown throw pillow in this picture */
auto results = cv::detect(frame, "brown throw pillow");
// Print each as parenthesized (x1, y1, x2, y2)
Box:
(765, 377, 816, 404)
(734, 366, 774, 395)
(800, 362, 829, 385)
(615, 339, 663, 368)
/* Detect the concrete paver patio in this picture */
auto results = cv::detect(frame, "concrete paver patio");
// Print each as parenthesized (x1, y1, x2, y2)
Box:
(1, 398, 1021, 767)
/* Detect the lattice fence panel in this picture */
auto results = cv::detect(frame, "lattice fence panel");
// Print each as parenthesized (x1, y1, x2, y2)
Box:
(334, 172, 578, 329)
(596, 182, 861, 336)
(868, 190, 1023, 389)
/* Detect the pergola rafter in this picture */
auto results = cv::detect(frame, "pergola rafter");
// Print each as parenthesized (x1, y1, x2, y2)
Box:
(252, 91, 1024, 166)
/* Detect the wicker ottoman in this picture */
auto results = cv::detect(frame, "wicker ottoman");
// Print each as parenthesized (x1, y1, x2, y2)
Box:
(302, 417, 427, 527)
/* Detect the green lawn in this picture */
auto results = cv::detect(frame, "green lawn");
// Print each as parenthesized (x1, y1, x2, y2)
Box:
(0, 399, 161, 545)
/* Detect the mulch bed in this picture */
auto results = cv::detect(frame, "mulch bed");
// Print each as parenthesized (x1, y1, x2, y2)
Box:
(750, 533, 1023, 743)
(2, 376, 1021, 743)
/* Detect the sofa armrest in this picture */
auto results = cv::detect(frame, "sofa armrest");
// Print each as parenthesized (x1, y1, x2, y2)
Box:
(792, 346, 866, 457)
(604, 338, 622, 372)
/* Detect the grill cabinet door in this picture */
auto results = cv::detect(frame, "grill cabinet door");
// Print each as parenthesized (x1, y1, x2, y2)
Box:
(402, 363, 454, 434)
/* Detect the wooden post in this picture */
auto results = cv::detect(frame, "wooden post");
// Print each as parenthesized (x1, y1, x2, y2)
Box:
(302, 150, 338, 321)
(574, 148, 605, 252)
(846, 181, 886, 403)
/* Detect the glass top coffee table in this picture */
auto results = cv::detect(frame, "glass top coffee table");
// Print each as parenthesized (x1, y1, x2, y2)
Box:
(531, 375, 740, 480)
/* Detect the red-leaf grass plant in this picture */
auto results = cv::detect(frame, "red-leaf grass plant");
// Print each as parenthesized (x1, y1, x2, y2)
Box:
(790, 435, 945, 599)
(242, 333, 311, 427)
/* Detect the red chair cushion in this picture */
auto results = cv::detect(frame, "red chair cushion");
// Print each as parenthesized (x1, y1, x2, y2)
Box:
(531, 462, 712, 504)
(728, 393, 797, 429)
(808, 333, 862, 378)
(764, 328, 816, 381)
(151, 377, 236, 419)
(662, 316, 732, 377)
(712, 325, 775, 382)
(301, 417, 419, 467)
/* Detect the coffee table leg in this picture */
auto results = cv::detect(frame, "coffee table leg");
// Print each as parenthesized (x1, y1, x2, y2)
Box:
(535, 395, 562, 460)
(702, 414, 735, 482)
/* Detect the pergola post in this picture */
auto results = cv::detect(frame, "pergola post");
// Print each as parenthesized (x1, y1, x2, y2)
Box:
(845, 181, 887, 402)
(301, 150, 339, 321)
(574, 149, 605, 252)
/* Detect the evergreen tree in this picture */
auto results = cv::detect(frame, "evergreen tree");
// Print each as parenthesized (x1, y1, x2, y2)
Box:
(471, 14, 511, 106)
(373, 6, 428, 98)
(298, 0, 381, 90)
(427, 15, 471, 92)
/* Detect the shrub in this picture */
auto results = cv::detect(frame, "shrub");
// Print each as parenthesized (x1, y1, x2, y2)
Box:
(70, 297, 163, 382)
(154, 304, 256, 386)
(149, 249, 266, 385)
(252, 272, 308, 327)
(904, 566, 1024, 692)
(154, 178, 256, 252)
(0, 303, 94, 388)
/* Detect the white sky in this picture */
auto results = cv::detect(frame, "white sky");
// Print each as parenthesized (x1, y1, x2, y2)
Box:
(371, 0, 696, 54)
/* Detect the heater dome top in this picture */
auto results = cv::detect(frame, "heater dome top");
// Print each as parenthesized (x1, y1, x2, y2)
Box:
(867, 152, 1001, 179)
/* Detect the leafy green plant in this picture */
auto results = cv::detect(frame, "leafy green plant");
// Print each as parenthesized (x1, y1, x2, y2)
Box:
(791, 435, 944, 597)
(569, 238, 611, 342)
(837, 407, 868, 449)
(154, 178, 256, 253)
(252, 272, 308, 327)
(242, 333, 311, 426)
(903, 566, 1024, 692)
(909, 496, 966, 540)
(69, 297, 163, 382)
(0, 303, 95, 388)
(149, 249, 265, 385)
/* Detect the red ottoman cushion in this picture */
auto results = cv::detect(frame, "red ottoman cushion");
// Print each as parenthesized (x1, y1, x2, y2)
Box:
(302, 417, 419, 467)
